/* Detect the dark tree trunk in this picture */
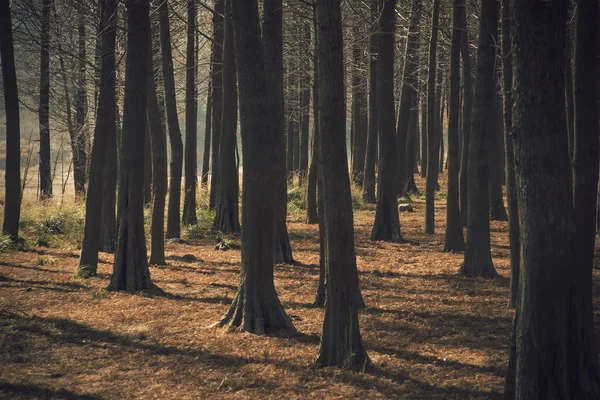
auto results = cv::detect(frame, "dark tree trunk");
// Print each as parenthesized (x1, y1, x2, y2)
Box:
(500, 0, 519, 308)
(351, 18, 367, 186)
(159, 0, 184, 238)
(182, 0, 198, 226)
(569, 0, 600, 396)
(404, 102, 419, 194)
(109, 0, 153, 293)
(209, 0, 224, 210)
(143, 127, 152, 206)
(565, 20, 575, 165)
(505, 2, 571, 397)
(314, 173, 325, 307)
(148, 21, 167, 266)
(459, 0, 498, 277)
(78, 0, 117, 275)
(424, 0, 440, 234)
(420, 78, 427, 179)
(216, 0, 295, 334)
(370, 0, 403, 242)
(443, 0, 465, 252)
(306, 7, 319, 225)
(213, 0, 240, 234)
(396, 0, 421, 197)
(39, 0, 52, 200)
(459, 12, 473, 226)
(201, 78, 211, 187)
(298, 21, 311, 187)
(0, 0, 21, 241)
(286, 98, 294, 178)
(362, 0, 378, 204)
(489, 87, 508, 221)
(264, 0, 293, 263)
(73, 3, 89, 198)
(315, 0, 369, 370)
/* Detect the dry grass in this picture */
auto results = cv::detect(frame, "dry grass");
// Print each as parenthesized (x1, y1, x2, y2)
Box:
(1, 175, 599, 399)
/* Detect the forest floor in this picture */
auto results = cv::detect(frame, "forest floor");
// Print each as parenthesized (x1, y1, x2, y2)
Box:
(1, 175, 599, 399)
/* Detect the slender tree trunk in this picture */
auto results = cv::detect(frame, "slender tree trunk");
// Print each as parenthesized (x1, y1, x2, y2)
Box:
(159, 0, 184, 238)
(201, 78, 212, 187)
(444, 0, 465, 252)
(459, 12, 473, 226)
(306, 9, 320, 224)
(404, 100, 419, 194)
(370, 0, 403, 242)
(565, 17, 575, 165)
(74, 3, 88, 198)
(315, 0, 369, 370)
(424, 0, 440, 234)
(286, 96, 294, 178)
(351, 17, 367, 186)
(143, 128, 152, 206)
(78, 0, 117, 275)
(109, 0, 153, 293)
(39, 0, 52, 200)
(299, 20, 311, 187)
(182, 0, 198, 226)
(362, 0, 379, 204)
(216, 0, 295, 334)
(489, 87, 508, 221)
(459, 0, 498, 277)
(420, 78, 427, 179)
(0, 0, 21, 241)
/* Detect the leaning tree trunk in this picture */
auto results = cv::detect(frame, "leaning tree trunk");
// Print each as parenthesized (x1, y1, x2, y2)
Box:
(159, 0, 184, 238)
(362, 0, 379, 204)
(109, 0, 153, 293)
(459, 12, 473, 226)
(78, 0, 117, 276)
(215, 0, 295, 334)
(424, 0, 440, 234)
(0, 0, 21, 241)
(370, 0, 403, 242)
(74, 3, 88, 198)
(443, 0, 465, 252)
(213, 0, 240, 234)
(182, 0, 198, 226)
(39, 0, 52, 200)
(315, 0, 369, 370)
(459, 0, 498, 277)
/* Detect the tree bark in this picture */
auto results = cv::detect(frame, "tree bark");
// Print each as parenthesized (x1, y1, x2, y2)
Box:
(299, 20, 311, 187)
(459, 11, 473, 226)
(489, 87, 508, 221)
(74, 2, 88, 198)
(306, 9, 319, 225)
(109, 0, 153, 293)
(209, 0, 224, 210)
(459, 0, 498, 277)
(201, 77, 212, 187)
(143, 127, 152, 206)
(351, 16, 367, 186)
(39, 0, 52, 200)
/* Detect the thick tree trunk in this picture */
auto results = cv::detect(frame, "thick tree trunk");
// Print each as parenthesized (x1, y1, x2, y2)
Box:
(209, 0, 224, 210)
(459, 13, 473, 226)
(159, 0, 184, 238)
(459, 0, 498, 277)
(109, 0, 153, 293)
(565, 21, 575, 165)
(182, 0, 198, 226)
(370, 0, 403, 242)
(213, 0, 240, 234)
(489, 88, 508, 221)
(315, 0, 369, 370)
(0, 0, 21, 241)
(362, 0, 378, 204)
(78, 0, 117, 275)
(443, 0, 465, 252)
(39, 0, 52, 200)
(216, 0, 294, 334)
(424, 0, 440, 234)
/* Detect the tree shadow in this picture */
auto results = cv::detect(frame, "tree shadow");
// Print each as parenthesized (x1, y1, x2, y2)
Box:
(0, 381, 104, 400)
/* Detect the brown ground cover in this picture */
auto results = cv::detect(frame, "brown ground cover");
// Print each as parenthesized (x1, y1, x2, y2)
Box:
(1, 176, 598, 399)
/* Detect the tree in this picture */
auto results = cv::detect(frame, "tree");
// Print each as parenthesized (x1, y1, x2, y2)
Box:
(213, 0, 240, 234)
(458, 9, 473, 226)
(215, 0, 294, 334)
(182, 0, 198, 226)
(159, 0, 184, 238)
(73, 2, 88, 198)
(315, 0, 369, 370)
(350, 14, 367, 186)
(370, 0, 402, 242)
(78, 0, 117, 276)
(443, 0, 465, 252)
(488, 87, 508, 221)
(201, 77, 211, 187)
(424, 0, 440, 234)
(0, 0, 21, 241)
(209, 0, 224, 210)
(459, 0, 498, 277)
(298, 19, 311, 187)
(108, 0, 153, 293)
(362, 0, 378, 204)
(306, 13, 319, 225)
(39, 0, 52, 200)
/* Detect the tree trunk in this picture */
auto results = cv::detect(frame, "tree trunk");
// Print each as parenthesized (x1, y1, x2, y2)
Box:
(0, 0, 21, 241)
(424, 0, 440, 234)
(370, 0, 403, 242)
(182, 0, 198, 226)
(201, 78, 212, 187)
(565, 18, 575, 165)
(315, 0, 369, 370)
(209, 0, 225, 210)
(39, 0, 52, 200)
(459, 0, 498, 277)
(505, 2, 571, 397)
(459, 12, 473, 226)
(143, 127, 152, 206)
(299, 21, 311, 187)
(213, 0, 240, 234)
(216, 0, 295, 334)
(351, 16, 367, 186)
(307, 7, 320, 225)
(73, 3, 89, 198)
(159, 0, 184, 238)
(405, 101, 419, 194)
(109, 0, 153, 293)
(443, 0, 465, 252)
(286, 97, 294, 178)
(489, 87, 508, 221)
(78, 0, 117, 275)
(362, 0, 379, 204)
